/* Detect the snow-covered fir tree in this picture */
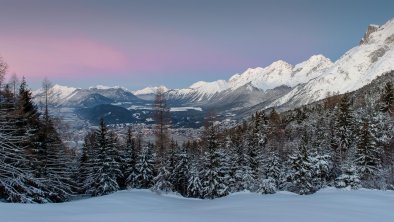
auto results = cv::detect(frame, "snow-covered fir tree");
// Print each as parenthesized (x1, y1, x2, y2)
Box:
(151, 163, 173, 193)
(172, 145, 189, 196)
(125, 133, 142, 188)
(355, 119, 381, 185)
(335, 163, 361, 189)
(187, 162, 203, 198)
(89, 119, 122, 196)
(201, 119, 229, 199)
(288, 132, 315, 195)
(136, 143, 156, 189)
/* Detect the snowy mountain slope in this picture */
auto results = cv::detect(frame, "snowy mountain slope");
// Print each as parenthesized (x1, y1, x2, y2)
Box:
(34, 84, 145, 107)
(33, 84, 78, 105)
(132, 86, 169, 100)
(269, 19, 394, 109)
(133, 85, 169, 95)
(165, 55, 332, 106)
(2, 188, 394, 222)
(63, 87, 143, 107)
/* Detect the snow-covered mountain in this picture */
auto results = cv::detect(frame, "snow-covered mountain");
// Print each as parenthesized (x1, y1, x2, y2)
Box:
(269, 19, 394, 109)
(133, 86, 169, 95)
(164, 54, 332, 108)
(33, 84, 79, 105)
(132, 86, 169, 100)
(34, 84, 144, 107)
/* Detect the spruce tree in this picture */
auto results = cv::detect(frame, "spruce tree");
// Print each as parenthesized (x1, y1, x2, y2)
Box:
(89, 119, 121, 196)
(125, 131, 141, 188)
(136, 143, 156, 189)
(288, 132, 315, 195)
(380, 82, 394, 114)
(355, 120, 381, 183)
(172, 145, 189, 196)
(332, 95, 355, 167)
(201, 120, 228, 199)
(187, 162, 203, 198)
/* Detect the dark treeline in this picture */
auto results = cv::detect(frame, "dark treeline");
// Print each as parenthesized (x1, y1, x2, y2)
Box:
(0, 58, 76, 203)
(1, 56, 394, 203)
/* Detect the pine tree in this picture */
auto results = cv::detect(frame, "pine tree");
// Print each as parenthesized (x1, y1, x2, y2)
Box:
(125, 131, 141, 188)
(263, 152, 281, 187)
(201, 120, 228, 199)
(136, 143, 156, 189)
(258, 178, 277, 194)
(89, 119, 121, 196)
(0, 96, 48, 203)
(172, 145, 189, 196)
(335, 163, 361, 189)
(311, 153, 331, 189)
(332, 95, 355, 167)
(288, 132, 315, 195)
(187, 162, 203, 198)
(0, 73, 49, 203)
(151, 164, 173, 193)
(223, 136, 237, 192)
(380, 82, 394, 114)
(42, 119, 74, 202)
(16, 78, 44, 178)
(355, 120, 381, 183)
(79, 132, 96, 194)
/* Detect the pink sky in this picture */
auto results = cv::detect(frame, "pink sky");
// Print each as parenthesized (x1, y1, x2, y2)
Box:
(0, 34, 129, 79)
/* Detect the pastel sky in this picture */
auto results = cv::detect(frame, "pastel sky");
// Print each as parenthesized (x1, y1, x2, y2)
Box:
(1, 0, 394, 90)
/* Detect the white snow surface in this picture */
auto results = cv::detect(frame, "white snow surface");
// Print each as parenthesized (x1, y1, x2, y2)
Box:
(1, 188, 394, 222)
(132, 85, 169, 95)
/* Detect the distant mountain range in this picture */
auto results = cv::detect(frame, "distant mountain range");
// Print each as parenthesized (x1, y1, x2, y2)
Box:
(34, 18, 394, 127)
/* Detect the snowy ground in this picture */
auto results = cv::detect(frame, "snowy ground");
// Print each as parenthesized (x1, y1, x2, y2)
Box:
(1, 188, 394, 222)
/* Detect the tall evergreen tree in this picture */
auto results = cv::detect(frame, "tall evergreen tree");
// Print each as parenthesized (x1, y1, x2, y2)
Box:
(355, 120, 381, 184)
(380, 82, 394, 114)
(136, 143, 156, 189)
(187, 162, 203, 198)
(125, 132, 141, 188)
(201, 119, 228, 199)
(172, 145, 189, 195)
(332, 95, 355, 167)
(288, 132, 315, 195)
(89, 119, 121, 196)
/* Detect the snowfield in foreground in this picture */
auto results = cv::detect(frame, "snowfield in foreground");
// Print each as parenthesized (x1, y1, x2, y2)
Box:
(1, 188, 394, 222)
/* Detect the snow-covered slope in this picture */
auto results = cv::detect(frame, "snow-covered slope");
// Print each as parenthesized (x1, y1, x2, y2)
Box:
(33, 84, 78, 105)
(228, 55, 332, 90)
(133, 85, 169, 95)
(34, 84, 144, 107)
(1, 188, 394, 222)
(270, 19, 394, 108)
(167, 55, 332, 104)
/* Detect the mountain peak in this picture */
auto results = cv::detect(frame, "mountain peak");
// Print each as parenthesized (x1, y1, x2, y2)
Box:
(266, 60, 293, 70)
(132, 86, 169, 95)
(360, 24, 380, 45)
